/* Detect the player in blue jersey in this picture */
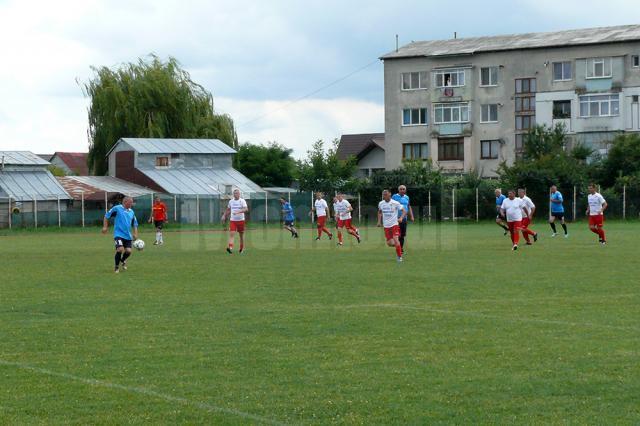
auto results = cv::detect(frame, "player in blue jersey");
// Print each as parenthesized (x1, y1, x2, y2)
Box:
(279, 197, 299, 238)
(391, 185, 414, 253)
(102, 196, 139, 273)
(549, 185, 568, 237)
(495, 188, 509, 235)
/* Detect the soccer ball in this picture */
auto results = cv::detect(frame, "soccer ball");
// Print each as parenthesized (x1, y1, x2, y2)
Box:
(133, 239, 145, 251)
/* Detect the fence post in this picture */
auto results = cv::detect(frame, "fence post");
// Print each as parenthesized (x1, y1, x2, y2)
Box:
(57, 195, 61, 228)
(358, 193, 361, 223)
(81, 191, 85, 228)
(174, 195, 177, 222)
(573, 185, 577, 221)
(475, 187, 479, 222)
(196, 194, 200, 225)
(452, 188, 456, 222)
(34, 196, 38, 229)
(310, 191, 314, 223)
(8, 196, 11, 229)
(428, 191, 432, 223)
(623, 185, 626, 220)
(265, 191, 268, 224)
(288, 191, 291, 203)
(104, 191, 108, 213)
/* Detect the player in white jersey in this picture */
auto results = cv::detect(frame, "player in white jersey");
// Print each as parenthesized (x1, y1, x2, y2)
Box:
(311, 192, 333, 240)
(221, 189, 248, 254)
(500, 189, 527, 251)
(518, 188, 538, 245)
(334, 193, 360, 245)
(586, 183, 608, 245)
(377, 189, 406, 262)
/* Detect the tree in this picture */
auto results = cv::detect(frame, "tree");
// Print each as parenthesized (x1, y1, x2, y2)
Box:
(233, 142, 295, 187)
(83, 55, 238, 175)
(296, 139, 357, 192)
(599, 133, 640, 187)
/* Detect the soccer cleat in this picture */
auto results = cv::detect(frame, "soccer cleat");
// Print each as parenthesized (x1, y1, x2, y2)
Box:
(397, 256, 403, 263)
(356, 236, 361, 243)
(533, 233, 538, 243)
(114, 267, 120, 274)
(239, 248, 245, 254)
(564, 233, 569, 238)
(526, 242, 533, 245)
(337, 242, 343, 246)
(512, 244, 518, 251)
(503, 230, 508, 236)
(551, 232, 557, 237)
(226, 247, 233, 254)
(315, 237, 321, 241)
(153, 241, 158, 245)
(328, 234, 333, 240)
(294, 233, 299, 239)
(600, 240, 607, 245)
(121, 261, 127, 271)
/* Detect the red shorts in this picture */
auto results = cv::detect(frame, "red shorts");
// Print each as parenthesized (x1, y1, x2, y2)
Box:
(507, 220, 522, 232)
(337, 218, 352, 229)
(229, 220, 245, 232)
(384, 225, 400, 240)
(316, 215, 327, 227)
(522, 217, 531, 228)
(589, 214, 604, 227)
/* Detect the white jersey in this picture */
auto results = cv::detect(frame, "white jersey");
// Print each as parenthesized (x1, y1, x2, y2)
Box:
(314, 199, 328, 217)
(501, 197, 524, 222)
(588, 193, 606, 216)
(228, 198, 248, 221)
(334, 199, 352, 220)
(520, 196, 535, 218)
(378, 199, 404, 228)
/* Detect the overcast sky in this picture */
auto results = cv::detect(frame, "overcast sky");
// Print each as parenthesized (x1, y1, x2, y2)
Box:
(0, 0, 639, 158)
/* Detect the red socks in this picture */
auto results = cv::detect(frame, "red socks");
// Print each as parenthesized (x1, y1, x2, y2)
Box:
(395, 244, 402, 257)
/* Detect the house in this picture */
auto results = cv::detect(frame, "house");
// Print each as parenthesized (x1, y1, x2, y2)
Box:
(49, 152, 89, 176)
(380, 24, 640, 176)
(336, 133, 385, 177)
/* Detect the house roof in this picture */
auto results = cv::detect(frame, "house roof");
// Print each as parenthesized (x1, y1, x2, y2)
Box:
(0, 170, 71, 201)
(57, 176, 155, 200)
(108, 138, 236, 156)
(336, 133, 385, 161)
(0, 151, 50, 166)
(381, 24, 640, 60)
(137, 167, 264, 197)
(37, 154, 53, 162)
(51, 152, 89, 176)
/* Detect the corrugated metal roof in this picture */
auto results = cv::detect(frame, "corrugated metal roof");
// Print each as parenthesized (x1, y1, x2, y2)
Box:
(0, 151, 50, 166)
(108, 138, 236, 156)
(51, 152, 89, 175)
(263, 187, 298, 193)
(57, 176, 155, 199)
(381, 24, 640, 59)
(0, 170, 71, 201)
(138, 168, 264, 197)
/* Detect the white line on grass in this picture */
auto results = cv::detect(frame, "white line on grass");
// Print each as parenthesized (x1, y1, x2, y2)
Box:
(0, 360, 285, 425)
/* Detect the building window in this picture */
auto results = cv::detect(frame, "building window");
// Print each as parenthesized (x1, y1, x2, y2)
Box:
(401, 71, 428, 90)
(516, 115, 535, 130)
(515, 134, 525, 154)
(480, 104, 498, 123)
(552, 100, 572, 119)
(402, 143, 429, 160)
(480, 140, 500, 159)
(553, 61, 572, 81)
(579, 94, 620, 117)
(515, 96, 535, 112)
(515, 78, 536, 94)
(480, 67, 498, 86)
(586, 57, 612, 79)
(402, 108, 428, 126)
(633, 55, 640, 67)
(155, 156, 169, 167)
(434, 69, 466, 88)
(633, 95, 639, 103)
(434, 103, 470, 124)
(438, 138, 464, 161)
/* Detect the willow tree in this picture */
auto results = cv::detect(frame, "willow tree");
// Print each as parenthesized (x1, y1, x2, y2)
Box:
(83, 55, 238, 175)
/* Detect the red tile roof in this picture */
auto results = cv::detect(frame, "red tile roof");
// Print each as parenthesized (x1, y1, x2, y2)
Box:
(52, 152, 89, 175)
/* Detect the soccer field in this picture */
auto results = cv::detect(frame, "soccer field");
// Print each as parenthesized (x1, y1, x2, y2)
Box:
(1, 222, 638, 424)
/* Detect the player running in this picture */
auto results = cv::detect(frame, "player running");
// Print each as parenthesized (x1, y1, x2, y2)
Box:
(102, 196, 139, 273)
(549, 185, 569, 237)
(222, 189, 248, 254)
(334, 193, 360, 245)
(518, 188, 538, 245)
(378, 189, 406, 262)
(312, 192, 333, 240)
(500, 190, 526, 251)
(392, 185, 414, 253)
(495, 188, 509, 235)
(586, 184, 608, 245)
(148, 196, 168, 245)
(279, 197, 299, 238)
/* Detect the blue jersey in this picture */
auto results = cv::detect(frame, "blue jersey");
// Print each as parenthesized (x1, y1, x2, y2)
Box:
(496, 194, 506, 208)
(105, 204, 138, 240)
(550, 191, 564, 213)
(392, 194, 410, 219)
(282, 202, 295, 221)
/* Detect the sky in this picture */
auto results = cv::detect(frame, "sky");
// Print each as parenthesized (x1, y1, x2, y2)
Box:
(0, 0, 639, 158)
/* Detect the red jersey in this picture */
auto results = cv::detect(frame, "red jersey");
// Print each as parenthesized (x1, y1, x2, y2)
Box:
(152, 201, 167, 221)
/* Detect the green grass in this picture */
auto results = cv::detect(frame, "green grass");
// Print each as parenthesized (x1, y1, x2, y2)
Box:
(1, 222, 638, 424)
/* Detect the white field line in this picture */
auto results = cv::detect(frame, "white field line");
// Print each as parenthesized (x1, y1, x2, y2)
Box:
(0, 360, 285, 426)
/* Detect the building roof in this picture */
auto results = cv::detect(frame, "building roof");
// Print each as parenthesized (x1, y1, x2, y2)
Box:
(263, 187, 298, 194)
(381, 24, 640, 60)
(0, 151, 50, 166)
(336, 133, 385, 161)
(51, 152, 89, 176)
(137, 167, 264, 197)
(57, 176, 155, 200)
(108, 138, 236, 156)
(0, 170, 71, 201)
(37, 154, 53, 162)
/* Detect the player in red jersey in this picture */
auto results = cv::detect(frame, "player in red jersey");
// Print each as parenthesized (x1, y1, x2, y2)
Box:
(148, 196, 168, 245)
(221, 189, 249, 254)
(377, 190, 406, 262)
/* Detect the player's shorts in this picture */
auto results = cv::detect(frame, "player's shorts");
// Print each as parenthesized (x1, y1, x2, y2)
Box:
(384, 225, 400, 240)
(551, 212, 564, 220)
(337, 218, 352, 229)
(588, 214, 604, 227)
(507, 220, 522, 232)
(399, 219, 408, 237)
(316, 215, 327, 227)
(230, 220, 246, 232)
(154, 220, 164, 229)
(522, 217, 531, 228)
(284, 219, 294, 227)
(114, 237, 132, 249)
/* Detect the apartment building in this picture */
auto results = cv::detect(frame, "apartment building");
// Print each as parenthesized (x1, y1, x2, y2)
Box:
(381, 25, 640, 176)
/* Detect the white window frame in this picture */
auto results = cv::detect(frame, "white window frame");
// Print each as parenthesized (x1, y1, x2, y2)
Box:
(632, 55, 640, 68)
(585, 57, 612, 79)
(401, 71, 428, 90)
(479, 66, 498, 87)
(552, 61, 572, 81)
(480, 104, 498, 123)
(434, 69, 466, 88)
(434, 103, 470, 124)
(402, 107, 428, 126)
(578, 94, 620, 118)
